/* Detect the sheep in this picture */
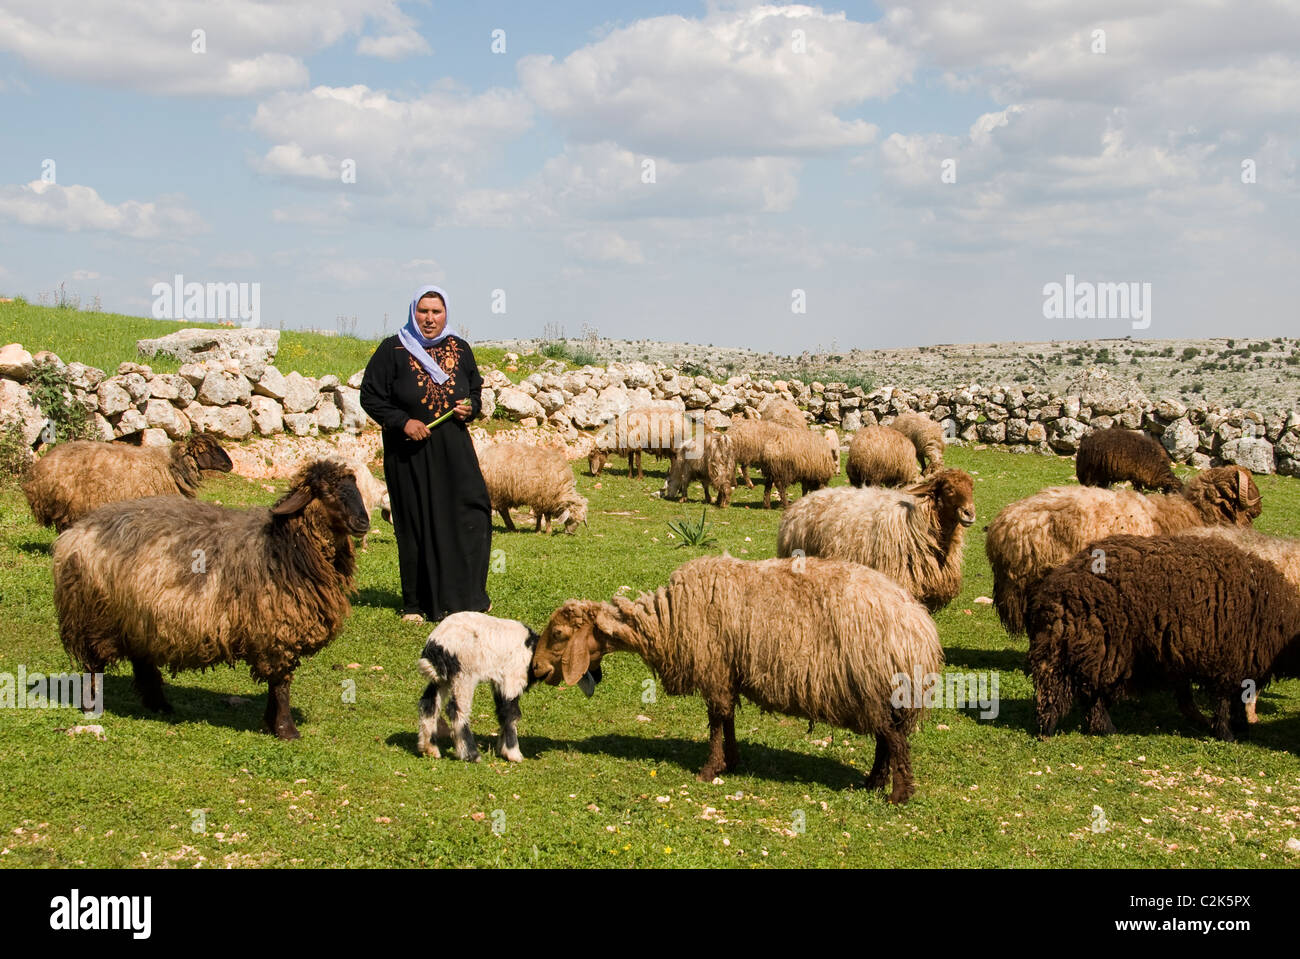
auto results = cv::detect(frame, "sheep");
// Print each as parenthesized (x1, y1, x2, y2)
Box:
(52, 458, 369, 739)
(529, 555, 944, 803)
(1027, 534, 1300, 741)
(342, 458, 388, 550)
(758, 424, 835, 508)
(757, 396, 806, 429)
(1175, 525, 1300, 722)
(846, 426, 919, 488)
(777, 469, 976, 611)
(662, 430, 736, 507)
(824, 428, 841, 475)
(416, 612, 540, 762)
(478, 441, 588, 534)
(23, 434, 233, 532)
(725, 415, 784, 490)
(587, 406, 690, 479)
(985, 465, 1262, 634)
(1076, 427, 1181, 492)
(891, 412, 945, 476)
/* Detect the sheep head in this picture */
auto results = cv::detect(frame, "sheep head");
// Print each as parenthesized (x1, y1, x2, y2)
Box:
(1185, 465, 1262, 527)
(662, 442, 699, 501)
(907, 468, 976, 530)
(273, 458, 371, 538)
(587, 450, 608, 476)
(531, 599, 635, 689)
(558, 495, 588, 534)
(185, 433, 234, 472)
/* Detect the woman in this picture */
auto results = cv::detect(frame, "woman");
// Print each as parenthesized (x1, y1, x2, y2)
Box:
(360, 285, 492, 622)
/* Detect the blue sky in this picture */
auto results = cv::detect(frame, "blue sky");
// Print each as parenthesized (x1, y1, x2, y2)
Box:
(1, 1, 1297, 352)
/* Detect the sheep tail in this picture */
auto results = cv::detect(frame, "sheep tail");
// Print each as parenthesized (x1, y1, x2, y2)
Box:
(417, 658, 440, 682)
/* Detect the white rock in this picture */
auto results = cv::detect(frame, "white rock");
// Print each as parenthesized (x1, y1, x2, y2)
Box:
(282, 412, 317, 436)
(496, 387, 546, 420)
(334, 387, 367, 433)
(250, 395, 284, 436)
(281, 371, 320, 413)
(253, 365, 288, 401)
(96, 380, 133, 417)
(140, 428, 172, 447)
(114, 408, 148, 437)
(0, 343, 35, 382)
(0, 379, 44, 445)
(314, 400, 341, 431)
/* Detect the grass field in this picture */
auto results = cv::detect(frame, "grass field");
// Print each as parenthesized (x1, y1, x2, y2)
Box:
(3, 443, 1300, 868)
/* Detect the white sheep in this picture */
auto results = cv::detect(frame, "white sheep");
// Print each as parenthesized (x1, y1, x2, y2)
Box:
(416, 612, 540, 762)
(476, 441, 588, 534)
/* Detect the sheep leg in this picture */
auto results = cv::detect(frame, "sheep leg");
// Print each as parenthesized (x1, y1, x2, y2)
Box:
(497, 506, 516, 532)
(738, 462, 754, 489)
(635, 451, 644, 480)
(493, 686, 524, 763)
(446, 678, 480, 762)
(264, 675, 300, 740)
(723, 714, 739, 771)
(1174, 681, 1211, 729)
(1083, 696, 1116, 735)
(82, 658, 105, 717)
(130, 658, 172, 714)
(1210, 696, 1236, 742)
(885, 727, 915, 805)
(762, 479, 773, 509)
(865, 734, 892, 791)
(416, 681, 444, 758)
(1229, 693, 1251, 738)
(697, 703, 732, 781)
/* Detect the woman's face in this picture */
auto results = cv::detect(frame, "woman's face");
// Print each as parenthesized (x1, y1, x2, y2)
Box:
(414, 294, 447, 338)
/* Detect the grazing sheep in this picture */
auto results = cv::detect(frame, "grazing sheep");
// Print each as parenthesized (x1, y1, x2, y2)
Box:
(846, 426, 919, 488)
(530, 555, 944, 803)
(662, 431, 736, 507)
(777, 469, 976, 611)
(1076, 427, 1181, 492)
(757, 396, 806, 429)
(52, 459, 369, 739)
(759, 424, 835, 508)
(478, 442, 588, 534)
(891, 412, 945, 476)
(588, 406, 690, 479)
(23, 434, 234, 532)
(986, 465, 1261, 634)
(726, 415, 783, 490)
(824, 428, 841, 475)
(343, 458, 388, 550)
(1027, 534, 1300, 741)
(416, 612, 540, 762)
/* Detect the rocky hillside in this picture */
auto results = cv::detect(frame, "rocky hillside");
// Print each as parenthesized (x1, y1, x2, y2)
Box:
(478, 335, 1300, 414)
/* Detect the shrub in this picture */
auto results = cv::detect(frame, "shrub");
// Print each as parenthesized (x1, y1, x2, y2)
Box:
(26, 362, 95, 443)
(1181, 347, 1200, 361)
(0, 421, 29, 481)
(541, 341, 570, 361)
(569, 349, 598, 367)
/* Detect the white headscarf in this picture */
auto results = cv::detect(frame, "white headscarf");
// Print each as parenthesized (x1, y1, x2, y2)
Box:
(398, 285, 461, 385)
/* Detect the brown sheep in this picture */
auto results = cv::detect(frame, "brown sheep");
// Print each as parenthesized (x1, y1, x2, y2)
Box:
(342, 458, 388, 550)
(588, 406, 690, 479)
(891, 412, 945, 475)
(52, 459, 369, 739)
(757, 396, 806, 429)
(478, 442, 588, 534)
(529, 555, 944, 802)
(1027, 535, 1300, 741)
(846, 426, 920, 488)
(824, 428, 841, 476)
(23, 434, 233, 532)
(1076, 427, 1181, 492)
(662, 431, 736, 507)
(986, 466, 1262, 634)
(726, 415, 783, 490)
(777, 469, 976, 611)
(758, 424, 834, 508)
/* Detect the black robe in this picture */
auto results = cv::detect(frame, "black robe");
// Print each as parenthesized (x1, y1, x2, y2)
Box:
(359, 334, 491, 619)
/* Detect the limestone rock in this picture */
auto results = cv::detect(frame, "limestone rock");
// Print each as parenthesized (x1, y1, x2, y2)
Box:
(282, 412, 317, 437)
(1162, 418, 1199, 462)
(281, 371, 320, 413)
(96, 380, 133, 417)
(250, 396, 284, 436)
(0, 343, 35, 382)
(253, 365, 287, 401)
(314, 400, 341, 431)
(137, 328, 280, 365)
(1219, 437, 1275, 475)
(496, 387, 545, 421)
(197, 371, 251, 407)
(0, 379, 44, 445)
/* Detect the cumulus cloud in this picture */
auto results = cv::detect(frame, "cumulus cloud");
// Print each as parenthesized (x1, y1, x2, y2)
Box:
(518, 5, 906, 160)
(0, 181, 205, 239)
(0, 0, 426, 95)
(250, 83, 534, 201)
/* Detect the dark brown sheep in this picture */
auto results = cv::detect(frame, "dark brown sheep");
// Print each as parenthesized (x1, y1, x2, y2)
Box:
(52, 459, 369, 739)
(23, 434, 233, 532)
(1076, 427, 1182, 492)
(1027, 535, 1300, 741)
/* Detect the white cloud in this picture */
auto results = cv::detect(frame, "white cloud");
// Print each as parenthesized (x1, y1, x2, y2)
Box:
(563, 229, 645, 265)
(0, 0, 426, 95)
(518, 5, 906, 160)
(357, 32, 429, 60)
(0, 181, 205, 239)
(250, 83, 534, 203)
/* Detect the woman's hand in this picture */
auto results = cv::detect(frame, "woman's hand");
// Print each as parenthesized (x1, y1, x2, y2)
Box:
(403, 418, 430, 441)
(452, 399, 473, 421)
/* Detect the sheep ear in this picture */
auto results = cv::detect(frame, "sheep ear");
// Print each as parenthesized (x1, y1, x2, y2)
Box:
(271, 488, 313, 516)
(560, 616, 593, 687)
(557, 508, 571, 526)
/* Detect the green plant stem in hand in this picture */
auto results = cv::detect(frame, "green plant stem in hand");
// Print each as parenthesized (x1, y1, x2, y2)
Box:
(425, 408, 457, 429)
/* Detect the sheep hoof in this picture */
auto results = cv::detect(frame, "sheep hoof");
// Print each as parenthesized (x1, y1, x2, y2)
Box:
(419, 743, 441, 758)
(887, 784, 914, 804)
(265, 721, 301, 740)
(502, 749, 524, 763)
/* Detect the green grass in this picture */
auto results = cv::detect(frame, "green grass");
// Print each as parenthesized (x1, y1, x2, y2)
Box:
(3, 446, 1300, 867)
(0, 302, 528, 382)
